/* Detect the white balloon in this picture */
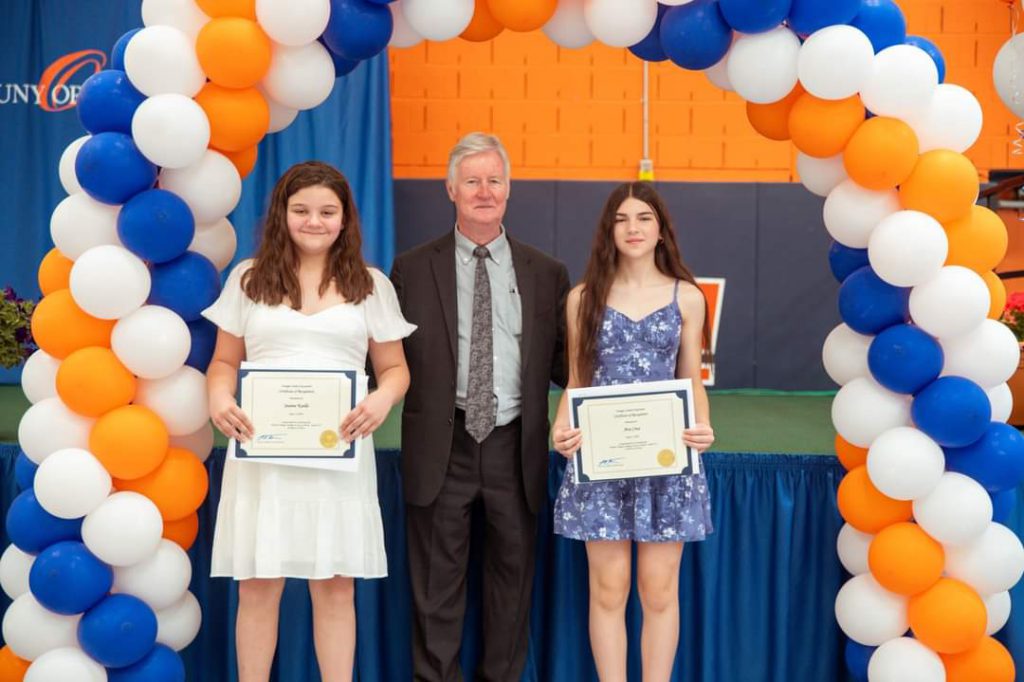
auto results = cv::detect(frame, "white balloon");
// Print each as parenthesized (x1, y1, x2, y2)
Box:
(905, 84, 983, 154)
(69, 245, 151, 320)
(156, 590, 202, 651)
(822, 323, 872, 386)
(993, 33, 1024, 119)
(659, 0, 693, 4)
(261, 41, 336, 111)
(867, 211, 948, 288)
(170, 422, 215, 463)
(822, 180, 900, 249)
(82, 492, 164, 567)
(58, 136, 89, 195)
(860, 44, 939, 120)
(389, 0, 423, 48)
(831, 377, 911, 448)
(797, 153, 848, 197)
(50, 193, 121, 260)
(25, 647, 107, 682)
(834, 574, 908, 646)
(113, 540, 192, 611)
(703, 51, 733, 91)
(867, 637, 945, 682)
(142, 0, 210, 40)
(1, 544, 34, 600)
(797, 25, 874, 100)
(189, 218, 237, 271)
(866, 427, 945, 501)
(913, 472, 993, 547)
(909, 266, 990, 340)
(259, 86, 300, 133)
(34, 449, 112, 520)
(583, 0, 659, 49)
(255, 0, 330, 46)
(112, 305, 191, 380)
(124, 25, 206, 98)
(940, 320, 1020, 389)
(945, 523, 1024, 595)
(543, 0, 594, 49)
(21, 350, 60, 404)
(17, 397, 96, 465)
(2, 593, 81, 661)
(727, 27, 800, 104)
(135, 366, 210, 436)
(988, 383, 1013, 423)
(159, 150, 242, 224)
(402, 0, 474, 42)
(837, 523, 872, 575)
(984, 590, 1011, 635)
(131, 93, 211, 169)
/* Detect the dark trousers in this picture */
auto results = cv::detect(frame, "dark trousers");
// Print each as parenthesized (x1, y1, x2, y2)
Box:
(406, 411, 537, 682)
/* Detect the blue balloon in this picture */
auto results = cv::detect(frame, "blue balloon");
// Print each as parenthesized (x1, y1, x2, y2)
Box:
(149, 252, 221, 322)
(75, 132, 158, 206)
(787, 0, 860, 35)
(719, 0, 792, 34)
(629, 5, 669, 62)
(868, 324, 943, 395)
(844, 640, 874, 682)
(828, 241, 870, 283)
(661, 0, 733, 71)
(5, 489, 82, 554)
(110, 29, 141, 71)
(905, 35, 945, 83)
(945, 422, 1024, 493)
(185, 318, 217, 372)
(850, 0, 906, 53)
(14, 451, 37, 491)
(837, 266, 909, 335)
(76, 70, 146, 135)
(912, 377, 991, 448)
(79, 594, 158, 669)
(118, 189, 195, 263)
(322, 0, 393, 61)
(29, 541, 112, 615)
(322, 39, 361, 78)
(108, 644, 185, 682)
(991, 488, 1017, 525)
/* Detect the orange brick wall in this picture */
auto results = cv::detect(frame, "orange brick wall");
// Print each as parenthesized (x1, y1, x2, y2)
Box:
(389, 0, 1024, 182)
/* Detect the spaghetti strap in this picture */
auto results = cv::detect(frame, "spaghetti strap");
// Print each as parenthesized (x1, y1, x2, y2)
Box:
(673, 279, 680, 303)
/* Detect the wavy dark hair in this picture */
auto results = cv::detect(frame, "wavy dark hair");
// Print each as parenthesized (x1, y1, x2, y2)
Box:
(576, 182, 713, 384)
(242, 161, 373, 307)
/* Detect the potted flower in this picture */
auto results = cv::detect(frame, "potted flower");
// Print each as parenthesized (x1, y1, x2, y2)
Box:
(0, 287, 36, 369)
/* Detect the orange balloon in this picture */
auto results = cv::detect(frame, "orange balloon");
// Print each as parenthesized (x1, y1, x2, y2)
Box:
(90, 405, 169, 480)
(0, 646, 30, 680)
(196, 18, 272, 89)
(909, 578, 987, 654)
(837, 465, 913, 533)
(37, 248, 73, 296)
(983, 271, 1007, 320)
(941, 636, 1016, 682)
(944, 205, 1008, 273)
(899, 150, 979, 224)
(835, 434, 867, 470)
(195, 0, 255, 19)
(56, 346, 136, 418)
(116, 447, 209, 521)
(194, 84, 269, 153)
(217, 144, 258, 179)
(462, 0, 505, 41)
(746, 83, 804, 141)
(164, 512, 200, 551)
(843, 117, 919, 190)
(788, 94, 865, 158)
(486, 0, 556, 32)
(868, 522, 944, 595)
(31, 289, 115, 360)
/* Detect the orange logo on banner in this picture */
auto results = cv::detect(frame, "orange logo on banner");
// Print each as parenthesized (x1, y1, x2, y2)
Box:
(695, 278, 725, 386)
(37, 49, 106, 112)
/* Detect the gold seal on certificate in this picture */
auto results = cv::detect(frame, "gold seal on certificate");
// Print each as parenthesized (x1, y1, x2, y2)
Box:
(568, 379, 698, 484)
(319, 430, 340, 448)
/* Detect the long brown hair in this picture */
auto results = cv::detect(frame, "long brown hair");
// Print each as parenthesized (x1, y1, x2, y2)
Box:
(242, 161, 373, 307)
(576, 182, 713, 384)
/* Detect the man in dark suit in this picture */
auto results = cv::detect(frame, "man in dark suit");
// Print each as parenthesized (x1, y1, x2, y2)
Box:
(390, 132, 569, 682)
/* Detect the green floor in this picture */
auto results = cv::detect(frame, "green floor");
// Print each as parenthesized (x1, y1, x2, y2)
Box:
(0, 385, 838, 455)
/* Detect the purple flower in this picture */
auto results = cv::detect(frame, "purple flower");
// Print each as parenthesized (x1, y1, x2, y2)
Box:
(3, 287, 15, 302)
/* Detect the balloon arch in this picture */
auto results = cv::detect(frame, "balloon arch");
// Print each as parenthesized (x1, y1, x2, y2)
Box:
(1, 0, 1021, 680)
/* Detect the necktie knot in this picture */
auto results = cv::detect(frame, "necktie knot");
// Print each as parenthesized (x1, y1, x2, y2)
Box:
(473, 246, 489, 260)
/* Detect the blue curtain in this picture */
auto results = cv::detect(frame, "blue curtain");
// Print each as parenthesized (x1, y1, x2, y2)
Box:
(4, 447, 1018, 681)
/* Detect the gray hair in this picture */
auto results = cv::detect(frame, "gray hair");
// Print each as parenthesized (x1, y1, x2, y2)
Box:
(446, 132, 511, 188)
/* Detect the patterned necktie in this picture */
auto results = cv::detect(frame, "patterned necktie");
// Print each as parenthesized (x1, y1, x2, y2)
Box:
(465, 245, 495, 443)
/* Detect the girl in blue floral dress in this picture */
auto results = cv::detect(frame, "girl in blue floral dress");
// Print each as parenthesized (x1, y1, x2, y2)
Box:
(552, 182, 714, 681)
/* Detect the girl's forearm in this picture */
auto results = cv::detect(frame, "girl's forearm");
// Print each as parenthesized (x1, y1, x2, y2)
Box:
(372, 365, 410, 406)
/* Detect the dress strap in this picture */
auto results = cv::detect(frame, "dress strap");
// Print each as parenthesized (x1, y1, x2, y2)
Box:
(673, 279, 680, 304)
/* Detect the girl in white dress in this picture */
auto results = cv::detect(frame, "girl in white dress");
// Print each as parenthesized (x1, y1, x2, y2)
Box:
(203, 162, 415, 682)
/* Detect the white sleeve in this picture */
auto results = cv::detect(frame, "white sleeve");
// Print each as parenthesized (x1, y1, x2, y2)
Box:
(201, 260, 255, 337)
(364, 268, 417, 342)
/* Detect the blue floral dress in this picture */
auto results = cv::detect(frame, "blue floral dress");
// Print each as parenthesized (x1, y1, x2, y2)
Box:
(554, 282, 714, 543)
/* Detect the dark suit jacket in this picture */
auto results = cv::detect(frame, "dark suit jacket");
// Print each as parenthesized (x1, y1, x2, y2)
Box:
(391, 232, 569, 513)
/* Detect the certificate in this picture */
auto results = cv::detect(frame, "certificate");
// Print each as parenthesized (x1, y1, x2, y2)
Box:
(228, 364, 366, 472)
(569, 379, 698, 483)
